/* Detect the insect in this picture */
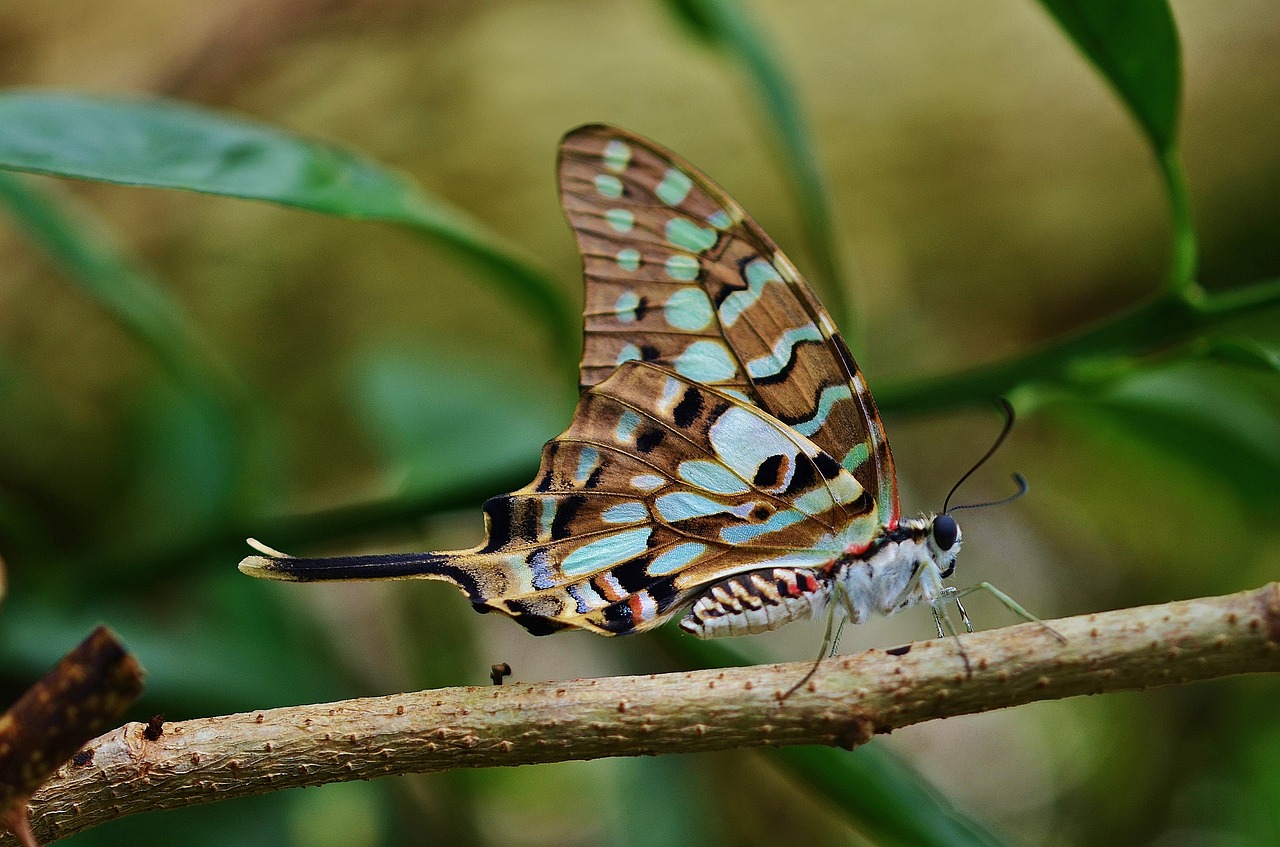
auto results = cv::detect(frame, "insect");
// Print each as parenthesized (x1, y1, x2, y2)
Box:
(240, 124, 1039, 646)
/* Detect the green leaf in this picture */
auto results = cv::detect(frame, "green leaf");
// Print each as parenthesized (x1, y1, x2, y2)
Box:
(350, 347, 567, 496)
(1033, 1, 1197, 294)
(0, 92, 575, 360)
(772, 746, 1017, 847)
(1035, 0, 1181, 153)
(0, 171, 243, 414)
(666, 636, 1017, 847)
(1201, 337, 1280, 373)
(658, 0, 850, 330)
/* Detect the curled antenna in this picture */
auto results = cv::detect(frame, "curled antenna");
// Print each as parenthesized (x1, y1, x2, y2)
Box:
(947, 472, 1029, 513)
(942, 397, 1018, 514)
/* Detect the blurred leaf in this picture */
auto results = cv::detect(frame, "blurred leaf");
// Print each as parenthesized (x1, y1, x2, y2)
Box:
(1034, 0, 1181, 153)
(0, 575, 344, 713)
(1092, 362, 1280, 498)
(1033, 0, 1196, 292)
(772, 746, 1017, 847)
(1201, 337, 1280, 373)
(0, 92, 575, 359)
(607, 758, 705, 847)
(350, 348, 568, 496)
(0, 171, 243, 416)
(96, 380, 243, 574)
(658, 0, 849, 329)
(668, 636, 1016, 847)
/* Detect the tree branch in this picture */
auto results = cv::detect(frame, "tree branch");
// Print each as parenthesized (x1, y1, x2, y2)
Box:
(14, 583, 1280, 845)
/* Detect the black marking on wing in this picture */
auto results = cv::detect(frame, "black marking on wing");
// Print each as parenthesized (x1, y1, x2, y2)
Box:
(814, 452, 843, 480)
(753, 454, 785, 487)
(635, 427, 665, 453)
(673, 387, 703, 428)
(751, 336, 824, 386)
(634, 296, 650, 321)
(551, 494, 586, 540)
(783, 454, 818, 495)
(478, 496, 515, 553)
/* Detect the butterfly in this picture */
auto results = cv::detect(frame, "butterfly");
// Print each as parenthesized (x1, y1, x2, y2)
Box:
(240, 124, 975, 642)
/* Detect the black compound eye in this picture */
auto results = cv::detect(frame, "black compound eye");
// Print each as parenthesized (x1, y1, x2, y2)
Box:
(933, 514, 959, 551)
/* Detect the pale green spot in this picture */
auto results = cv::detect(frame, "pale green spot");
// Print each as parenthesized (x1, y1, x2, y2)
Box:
(575, 447, 600, 484)
(614, 290, 640, 323)
(606, 209, 635, 232)
(650, 542, 708, 575)
(674, 341, 737, 382)
(664, 287, 714, 331)
(632, 474, 666, 491)
(594, 174, 624, 199)
(664, 253, 700, 281)
(720, 259, 783, 326)
(604, 139, 631, 172)
(707, 210, 732, 230)
(617, 343, 642, 364)
(792, 385, 854, 436)
(562, 528, 651, 576)
(720, 509, 805, 544)
(841, 442, 871, 474)
(615, 409, 641, 442)
(678, 460, 750, 495)
(539, 497, 556, 539)
(746, 323, 823, 378)
(656, 492, 753, 522)
(602, 502, 648, 524)
(666, 218, 717, 253)
(616, 248, 641, 272)
(656, 168, 693, 206)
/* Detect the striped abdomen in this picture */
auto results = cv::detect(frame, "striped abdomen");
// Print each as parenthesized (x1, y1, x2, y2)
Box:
(678, 568, 830, 638)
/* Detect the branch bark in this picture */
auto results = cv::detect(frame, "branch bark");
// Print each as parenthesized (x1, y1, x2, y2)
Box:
(13, 582, 1280, 845)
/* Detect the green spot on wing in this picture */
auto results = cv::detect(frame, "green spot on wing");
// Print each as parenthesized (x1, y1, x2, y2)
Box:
(656, 168, 693, 206)
(666, 217, 717, 253)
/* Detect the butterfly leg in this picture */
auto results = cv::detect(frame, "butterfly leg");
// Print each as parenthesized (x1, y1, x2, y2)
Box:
(955, 582, 1067, 643)
(782, 582, 846, 700)
(938, 586, 974, 633)
(930, 597, 973, 676)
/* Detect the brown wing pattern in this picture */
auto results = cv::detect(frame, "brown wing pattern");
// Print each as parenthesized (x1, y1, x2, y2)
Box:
(241, 362, 877, 635)
(559, 124, 899, 526)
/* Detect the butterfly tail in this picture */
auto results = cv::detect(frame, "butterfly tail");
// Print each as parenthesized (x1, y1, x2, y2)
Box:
(239, 552, 484, 601)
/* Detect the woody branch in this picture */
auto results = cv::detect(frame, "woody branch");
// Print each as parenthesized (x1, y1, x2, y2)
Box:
(10, 582, 1280, 846)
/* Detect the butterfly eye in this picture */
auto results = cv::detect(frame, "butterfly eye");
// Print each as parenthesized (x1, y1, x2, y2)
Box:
(932, 514, 959, 551)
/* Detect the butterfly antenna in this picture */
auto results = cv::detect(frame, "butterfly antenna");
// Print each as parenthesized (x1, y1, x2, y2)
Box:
(942, 397, 1017, 514)
(947, 473, 1029, 513)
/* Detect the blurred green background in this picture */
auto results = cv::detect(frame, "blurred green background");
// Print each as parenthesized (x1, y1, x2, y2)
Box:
(1, 1, 1279, 845)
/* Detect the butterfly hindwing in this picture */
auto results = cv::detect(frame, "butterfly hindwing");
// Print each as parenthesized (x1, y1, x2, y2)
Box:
(485, 361, 879, 634)
(241, 362, 879, 635)
(559, 124, 899, 527)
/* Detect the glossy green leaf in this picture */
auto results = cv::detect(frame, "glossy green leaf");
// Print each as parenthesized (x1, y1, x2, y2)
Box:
(1035, 0, 1181, 152)
(0, 92, 575, 359)
(658, 0, 850, 329)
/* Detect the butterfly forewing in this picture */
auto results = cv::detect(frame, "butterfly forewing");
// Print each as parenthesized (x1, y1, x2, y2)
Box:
(559, 124, 899, 527)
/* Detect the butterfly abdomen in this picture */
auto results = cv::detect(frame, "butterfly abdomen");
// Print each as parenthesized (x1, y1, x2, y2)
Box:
(678, 567, 830, 638)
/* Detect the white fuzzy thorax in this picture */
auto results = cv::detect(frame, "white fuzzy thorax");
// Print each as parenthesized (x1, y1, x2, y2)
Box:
(835, 514, 962, 623)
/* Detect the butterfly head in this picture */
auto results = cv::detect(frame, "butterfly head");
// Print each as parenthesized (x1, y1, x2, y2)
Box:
(930, 513, 962, 579)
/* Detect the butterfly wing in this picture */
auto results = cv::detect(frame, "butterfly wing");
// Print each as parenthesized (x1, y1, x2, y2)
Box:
(559, 124, 899, 528)
(241, 361, 878, 636)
